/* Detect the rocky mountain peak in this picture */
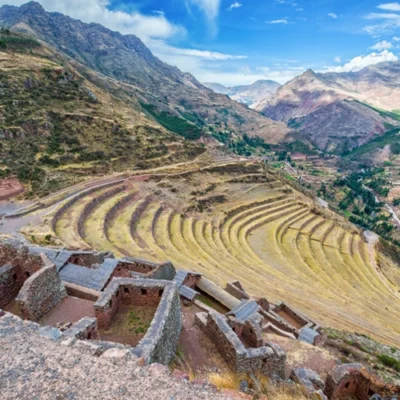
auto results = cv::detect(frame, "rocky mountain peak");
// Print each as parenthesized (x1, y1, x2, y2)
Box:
(20, 1, 45, 14)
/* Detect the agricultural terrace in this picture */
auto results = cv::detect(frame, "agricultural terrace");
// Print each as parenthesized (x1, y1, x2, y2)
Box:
(11, 160, 400, 348)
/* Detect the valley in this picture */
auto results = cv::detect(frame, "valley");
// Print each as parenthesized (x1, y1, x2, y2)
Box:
(0, 2, 400, 399)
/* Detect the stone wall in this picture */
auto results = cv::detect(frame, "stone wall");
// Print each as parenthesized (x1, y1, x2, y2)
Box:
(94, 278, 182, 365)
(64, 282, 100, 302)
(63, 317, 98, 340)
(225, 281, 250, 301)
(16, 259, 67, 321)
(203, 311, 285, 379)
(107, 260, 176, 283)
(147, 262, 176, 281)
(273, 302, 309, 329)
(0, 265, 19, 308)
(0, 242, 45, 308)
(325, 364, 400, 400)
(68, 252, 106, 268)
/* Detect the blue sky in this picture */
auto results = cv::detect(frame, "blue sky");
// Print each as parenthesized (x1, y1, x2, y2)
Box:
(2, 0, 400, 84)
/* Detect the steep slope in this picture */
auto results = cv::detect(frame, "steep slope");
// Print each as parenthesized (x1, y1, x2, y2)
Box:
(204, 80, 281, 107)
(0, 31, 204, 197)
(0, 1, 288, 143)
(257, 66, 400, 153)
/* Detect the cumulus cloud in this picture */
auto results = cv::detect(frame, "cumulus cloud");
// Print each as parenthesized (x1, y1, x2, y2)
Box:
(0, 0, 184, 40)
(377, 2, 400, 11)
(371, 40, 393, 50)
(227, 2, 242, 11)
(393, 36, 400, 41)
(328, 13, 338, 19)
(267, 19, 288, 24)
(334, 56, 342, 63)
(325, 50, 398, 73)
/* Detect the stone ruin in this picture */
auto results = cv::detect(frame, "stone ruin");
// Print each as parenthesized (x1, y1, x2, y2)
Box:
(0, 239, 399, 399)
(224, 279, 326, 346)
(0, 240, 181, 365)
(94, 278, 181, 364)
(325, 363, 400, 400)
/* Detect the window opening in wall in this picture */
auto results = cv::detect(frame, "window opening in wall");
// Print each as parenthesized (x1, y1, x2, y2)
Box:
(345, 382, 350, 389)
(368, 389, 375, 396)
(141, 289, 147, 295)
(158, 289, 163, 297)
(13, 273, 17, 281)
(124, 287, 129, 294)
(109, 300, 112, 307)
(25, 271, 30, 278)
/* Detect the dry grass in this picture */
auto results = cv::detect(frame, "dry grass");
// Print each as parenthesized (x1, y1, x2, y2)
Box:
(207, 371, 309, 400)
(31, 161, 400, 347)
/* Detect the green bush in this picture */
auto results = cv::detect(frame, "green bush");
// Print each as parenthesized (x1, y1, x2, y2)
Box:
(377, 354, 400, 371)
(141, 103, 202, 140)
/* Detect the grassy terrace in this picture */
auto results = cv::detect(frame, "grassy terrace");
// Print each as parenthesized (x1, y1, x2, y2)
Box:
(43, 161, 400, 347)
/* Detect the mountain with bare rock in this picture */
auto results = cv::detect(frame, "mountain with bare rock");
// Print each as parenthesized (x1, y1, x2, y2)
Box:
(0, 1, 288, 144)
(256, 64, 400, 153)
(204, 80, 281, 108)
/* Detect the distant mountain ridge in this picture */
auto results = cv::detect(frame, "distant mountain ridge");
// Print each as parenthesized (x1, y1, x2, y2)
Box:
(203, 80, 281, 108)
(256, 64, 400, 153)
(0, 1, 288, 143)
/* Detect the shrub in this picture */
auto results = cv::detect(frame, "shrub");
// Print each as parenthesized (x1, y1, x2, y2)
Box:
(377, 354, 400, 371)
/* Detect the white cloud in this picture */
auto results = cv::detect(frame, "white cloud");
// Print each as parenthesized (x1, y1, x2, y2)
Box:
(195, 66, 304, 86)
(2, 0, 247, 86)
(393, 36, 400, 41)
(0, 0, 184, 40)
(151, 43, 247, 61)
(371, 40, 393, 50)
(325, 50, 398, 73)
(328, 13, 338, 19)
(227, 2, 242, 11)
(377, 2, 400, 11)
(267, 19, 288, 24)
(363, 11, 400, 35)
(334, 56, 342, 63)
(185, 0, 221, 35)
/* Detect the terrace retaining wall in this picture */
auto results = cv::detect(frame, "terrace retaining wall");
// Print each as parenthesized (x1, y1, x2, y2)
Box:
(77, 186, 126, 239)
(51, 180, 126, 232)
(16, 260, 67, 321)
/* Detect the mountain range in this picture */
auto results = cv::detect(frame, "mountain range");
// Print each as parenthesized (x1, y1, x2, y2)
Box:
(255, 65, 400, 153)
(203, 80, 281, 108)
(0, 0, 400, 176)
(0, 1, 287, 144)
